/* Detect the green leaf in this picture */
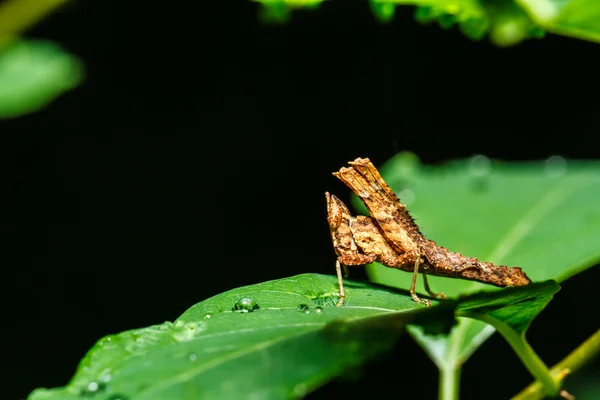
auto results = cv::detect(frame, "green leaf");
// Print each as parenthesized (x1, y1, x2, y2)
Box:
(410, 281, 561, 398)
(0, 39, 83, 119)
(28, 274, 455, 400)
(456, 281, 562, 396)
(518, 0, 600, 43)
(351, 153, 600, 388)
(27, 274, 558, 399)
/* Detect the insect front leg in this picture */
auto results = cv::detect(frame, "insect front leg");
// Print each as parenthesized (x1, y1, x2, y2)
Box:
(336, 254, 376, 307)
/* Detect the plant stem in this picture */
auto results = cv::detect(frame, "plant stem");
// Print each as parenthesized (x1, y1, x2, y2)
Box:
(0, 0, 69, 49)
(439, 365, 460, 400)
(513, 328, 600, 400)
(458, 311, 560, 397)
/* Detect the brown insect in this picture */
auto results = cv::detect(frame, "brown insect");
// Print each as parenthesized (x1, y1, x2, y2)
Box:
(326, 157, 531, 307)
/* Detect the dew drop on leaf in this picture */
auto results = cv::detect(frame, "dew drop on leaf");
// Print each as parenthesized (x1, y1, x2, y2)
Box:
(544, 155, 567, 178)
(469, 154, 491, 177)
(98, 335, 113, 347)
(468, 154, 492, 192)
(232, 297, 259, 313)
(314, 306, 324, 315)
(80, 380, 108, 397)
(188, 352, 197, 361)
(203, 312, 213, 319)
(297, 304, 310, 314)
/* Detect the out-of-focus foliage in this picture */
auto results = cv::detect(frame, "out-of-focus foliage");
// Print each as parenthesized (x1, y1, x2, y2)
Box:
(254, 0, 600, 47)
(0, 0, 82, 119)
(0, 40, 82, 118)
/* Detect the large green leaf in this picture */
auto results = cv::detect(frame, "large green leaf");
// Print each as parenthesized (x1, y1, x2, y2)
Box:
(28, 274, 557, 400)
(351, 153, 600, 387)
(28, 274, 451, 400)
(458, 281, 562, 396)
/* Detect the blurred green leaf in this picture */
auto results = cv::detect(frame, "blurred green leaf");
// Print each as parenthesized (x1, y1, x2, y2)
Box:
(0, 39, 82, 119)
(518, 0, 600, 43)
(253, 0, 600, 46)
(412, 1, 489, 40)
(411, 0, 543, 46)
(371, 0, 397, 23)
(255, 0, 322, 24)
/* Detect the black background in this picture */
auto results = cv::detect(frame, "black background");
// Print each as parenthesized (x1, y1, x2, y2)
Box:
(2, 1, 600, 399)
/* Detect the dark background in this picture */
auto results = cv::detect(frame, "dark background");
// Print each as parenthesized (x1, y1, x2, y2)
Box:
(2, 1, 600, 399)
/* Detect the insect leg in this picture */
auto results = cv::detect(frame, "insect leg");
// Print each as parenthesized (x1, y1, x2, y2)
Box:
(335, 254, 376, 307)
(422, 274, 446, 299)
(335, 260, 345, 307)
(410, 256, 430, 307)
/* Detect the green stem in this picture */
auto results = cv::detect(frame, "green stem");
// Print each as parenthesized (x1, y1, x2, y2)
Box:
(439, 366, 461, 400)
(458, 311, 560, 397)
(513, 328, 600, 400)
(0, 0, 69, 49)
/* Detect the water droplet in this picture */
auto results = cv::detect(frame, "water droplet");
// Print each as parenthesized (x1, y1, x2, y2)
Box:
(468, 155, 491, 192)
(545, 155, 567, 178)
(297, 304, 310, 314)
(172, 321, 205, 342)
(188, 352, 197, 361)
(232, 297, 260, 313)
(87, 382, 99, 392)
(469, 154, 491, 177)
(397, 188, 415, 205)
(99, 335, 114, 347)
(100, 374, 112, 383)
(203, 312, 213, 319)
(314, 306, 324, 315)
